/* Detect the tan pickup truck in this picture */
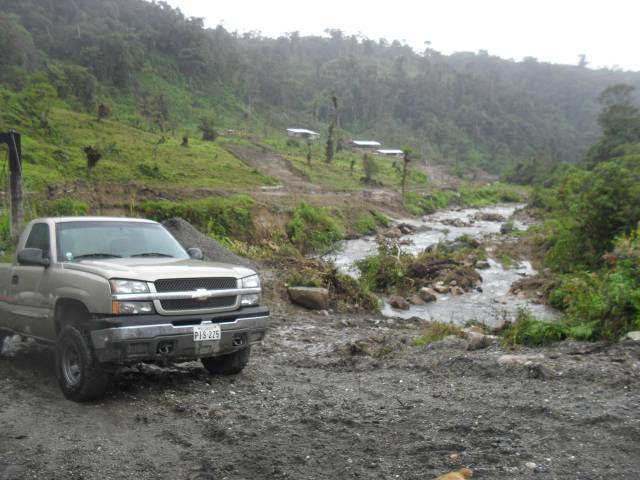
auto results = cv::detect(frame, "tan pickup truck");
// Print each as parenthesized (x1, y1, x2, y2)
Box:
(0, 217, 269, 401)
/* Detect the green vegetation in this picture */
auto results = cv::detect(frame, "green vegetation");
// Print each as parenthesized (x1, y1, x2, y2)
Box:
(283, 258, 380, 313)
(415, 321, 463, 346)
(501, 310, 568, 347)
(511, 85, 640, 344)
(2, 0, 640, 183)
(286, 202, 345, 253)
(0, 86, 275, 192)
(404, 183, 525, 215)
(357, 238, 484, 295)
(39, 198, 89, 217)
(141, 195, 255, 241)
(353, 210, 390, 235)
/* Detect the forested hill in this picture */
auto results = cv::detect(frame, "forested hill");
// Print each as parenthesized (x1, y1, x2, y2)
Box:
(1, 0, 640, 174)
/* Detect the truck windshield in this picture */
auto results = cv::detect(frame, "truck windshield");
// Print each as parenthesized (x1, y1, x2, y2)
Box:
(56, 221, 190, 262)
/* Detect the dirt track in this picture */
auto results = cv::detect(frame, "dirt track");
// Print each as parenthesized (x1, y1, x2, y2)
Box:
(1, 310, 639, 480)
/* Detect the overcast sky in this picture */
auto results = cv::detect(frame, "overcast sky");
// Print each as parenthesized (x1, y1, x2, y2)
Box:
(161, 0, 639, 71)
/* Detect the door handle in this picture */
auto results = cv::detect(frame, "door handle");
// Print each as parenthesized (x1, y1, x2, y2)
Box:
(11, 275, 19, 285)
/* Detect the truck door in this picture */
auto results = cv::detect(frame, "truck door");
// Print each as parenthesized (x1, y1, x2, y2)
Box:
(10, 222, 53, 338)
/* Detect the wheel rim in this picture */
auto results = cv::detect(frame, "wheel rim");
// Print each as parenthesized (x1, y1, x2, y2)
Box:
(62, 343, 82, 387)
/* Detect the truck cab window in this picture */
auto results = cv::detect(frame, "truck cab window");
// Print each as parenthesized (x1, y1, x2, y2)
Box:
(25, 223, 51, 258)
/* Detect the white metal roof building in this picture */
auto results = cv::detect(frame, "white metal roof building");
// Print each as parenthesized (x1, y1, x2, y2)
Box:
(376, 149, 404, 157)
(351, 140, 382, 148)
(286, 128, 320, 139)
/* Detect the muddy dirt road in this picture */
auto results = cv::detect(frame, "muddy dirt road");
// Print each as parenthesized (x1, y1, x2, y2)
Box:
(1, 311, 639, 480)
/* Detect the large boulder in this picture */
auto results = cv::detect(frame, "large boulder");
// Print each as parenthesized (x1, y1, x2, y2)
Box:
(500, 221, 514, 235)
(623, 331, 640, 342)
(162, 218, 256, 269)
(287, 287, 329, 310)
(408, 294, 426, 305)
(388, 295, 410, 310)
(418, 287, 437, 303)
(465, 331, 489, 351)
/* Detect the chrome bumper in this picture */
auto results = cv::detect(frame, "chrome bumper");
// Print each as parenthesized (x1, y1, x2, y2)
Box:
(90, 315, 268, 363)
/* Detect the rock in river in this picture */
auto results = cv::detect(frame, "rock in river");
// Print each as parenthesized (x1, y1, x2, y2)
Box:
(475, 260, 491, 270)
(418, 287, 437, 303)
(288, 286, 329, 310)
(389, 295, 410, 310)
(500, 221, 514, 234)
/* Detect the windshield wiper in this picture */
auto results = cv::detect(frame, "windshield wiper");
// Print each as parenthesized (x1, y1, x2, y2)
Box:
(74, 253, 122, 260)
(130, 252, 174, 258)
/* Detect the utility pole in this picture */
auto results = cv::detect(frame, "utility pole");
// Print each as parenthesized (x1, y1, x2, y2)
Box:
(0, 130, 23, 238)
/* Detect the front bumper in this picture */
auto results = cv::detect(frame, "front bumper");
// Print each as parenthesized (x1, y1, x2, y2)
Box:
(89, 306, 269, 363)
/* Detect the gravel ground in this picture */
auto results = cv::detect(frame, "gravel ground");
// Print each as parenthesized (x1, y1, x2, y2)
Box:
(1, 312, 639, 480)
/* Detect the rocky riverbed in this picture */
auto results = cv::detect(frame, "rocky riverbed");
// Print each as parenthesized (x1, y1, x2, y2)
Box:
(325, 204, 557, 325)
(1, 311, 639, 479)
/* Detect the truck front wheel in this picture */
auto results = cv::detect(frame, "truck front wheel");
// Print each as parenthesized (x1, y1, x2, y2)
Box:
(55, 325, 108, 401)
(201, 346, 251, 376)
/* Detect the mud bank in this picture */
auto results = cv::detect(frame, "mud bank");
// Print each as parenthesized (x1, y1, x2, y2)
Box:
(1, 312, 639, 479)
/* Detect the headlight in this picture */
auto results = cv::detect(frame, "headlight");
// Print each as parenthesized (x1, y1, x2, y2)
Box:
(111, 301, 154, 315)
(241, 274, 260, 289)
(110, 279, 150, 294)
(240, 294, 261, 306)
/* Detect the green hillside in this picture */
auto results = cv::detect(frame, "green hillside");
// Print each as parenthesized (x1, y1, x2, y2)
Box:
(0, 86, 274, 192)
(2, 0, 640, 181)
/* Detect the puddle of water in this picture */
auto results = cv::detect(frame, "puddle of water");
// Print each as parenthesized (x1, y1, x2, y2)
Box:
(323, 204, 557, 325)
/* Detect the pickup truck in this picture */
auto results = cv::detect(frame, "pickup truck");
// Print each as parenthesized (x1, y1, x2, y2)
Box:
(0, 217, 269, 401)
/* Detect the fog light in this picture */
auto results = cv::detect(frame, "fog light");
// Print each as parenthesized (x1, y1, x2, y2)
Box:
(240, 294, 260, 306)
(113, 301, 154, 315)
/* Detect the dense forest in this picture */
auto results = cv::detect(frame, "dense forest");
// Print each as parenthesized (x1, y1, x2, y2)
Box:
(1, 0, 640, 175)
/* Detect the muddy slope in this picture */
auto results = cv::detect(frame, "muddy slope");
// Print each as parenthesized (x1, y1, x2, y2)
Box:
(1, 313, 639, 480)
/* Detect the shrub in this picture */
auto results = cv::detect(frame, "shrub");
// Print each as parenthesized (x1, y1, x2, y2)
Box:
(39, 198, 89, 217)
(353, 210, 388, 235)
(415, 321, 463, 346)
(501, 309, 567, 347)
(357, 240, 412, 293)
(286, 202, 344, 253)
(141, 195, 255, 241)
(404, 190, 455, 215)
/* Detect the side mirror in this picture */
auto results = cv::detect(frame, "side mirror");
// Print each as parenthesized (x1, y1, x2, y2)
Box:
(18, 248, 50, 267)
(187, 247, 204, 260)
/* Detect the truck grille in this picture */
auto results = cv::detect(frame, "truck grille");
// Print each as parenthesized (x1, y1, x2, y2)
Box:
(160, 296, 237, 311)
(155, 277, 238, 292)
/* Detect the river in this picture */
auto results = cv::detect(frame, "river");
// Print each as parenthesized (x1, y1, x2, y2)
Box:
(324, 204, 557, 326)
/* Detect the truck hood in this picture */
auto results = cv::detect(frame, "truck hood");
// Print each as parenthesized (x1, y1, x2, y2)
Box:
(62, 258, 256, 282)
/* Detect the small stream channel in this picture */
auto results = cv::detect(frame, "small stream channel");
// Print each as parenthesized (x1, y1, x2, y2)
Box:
(324, 204, 557, 326)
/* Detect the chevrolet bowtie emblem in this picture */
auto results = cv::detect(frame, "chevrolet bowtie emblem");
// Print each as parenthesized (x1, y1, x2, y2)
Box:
(192, 289, 210, 300)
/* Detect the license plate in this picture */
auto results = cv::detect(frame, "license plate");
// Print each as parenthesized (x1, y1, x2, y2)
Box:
(193, 324, 221, 342)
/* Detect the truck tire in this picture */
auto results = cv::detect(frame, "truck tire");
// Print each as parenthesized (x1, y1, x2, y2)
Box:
(0, 333, 6, 355)
(55, 325, 108, 401)
(201, 346, 251, 376)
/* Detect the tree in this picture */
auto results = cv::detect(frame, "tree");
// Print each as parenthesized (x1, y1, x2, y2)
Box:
(97, 103, 111, 122)
(325, 123, 334, 163)
(577, 54, 588, 68)
(585, 84, 640, 167)
(84, 145, 102, 175)
(362, 154, 378, 184)
(199, 117, 218, 141)
(306, 139, 312, 165)
(401, 148, 413, 200)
